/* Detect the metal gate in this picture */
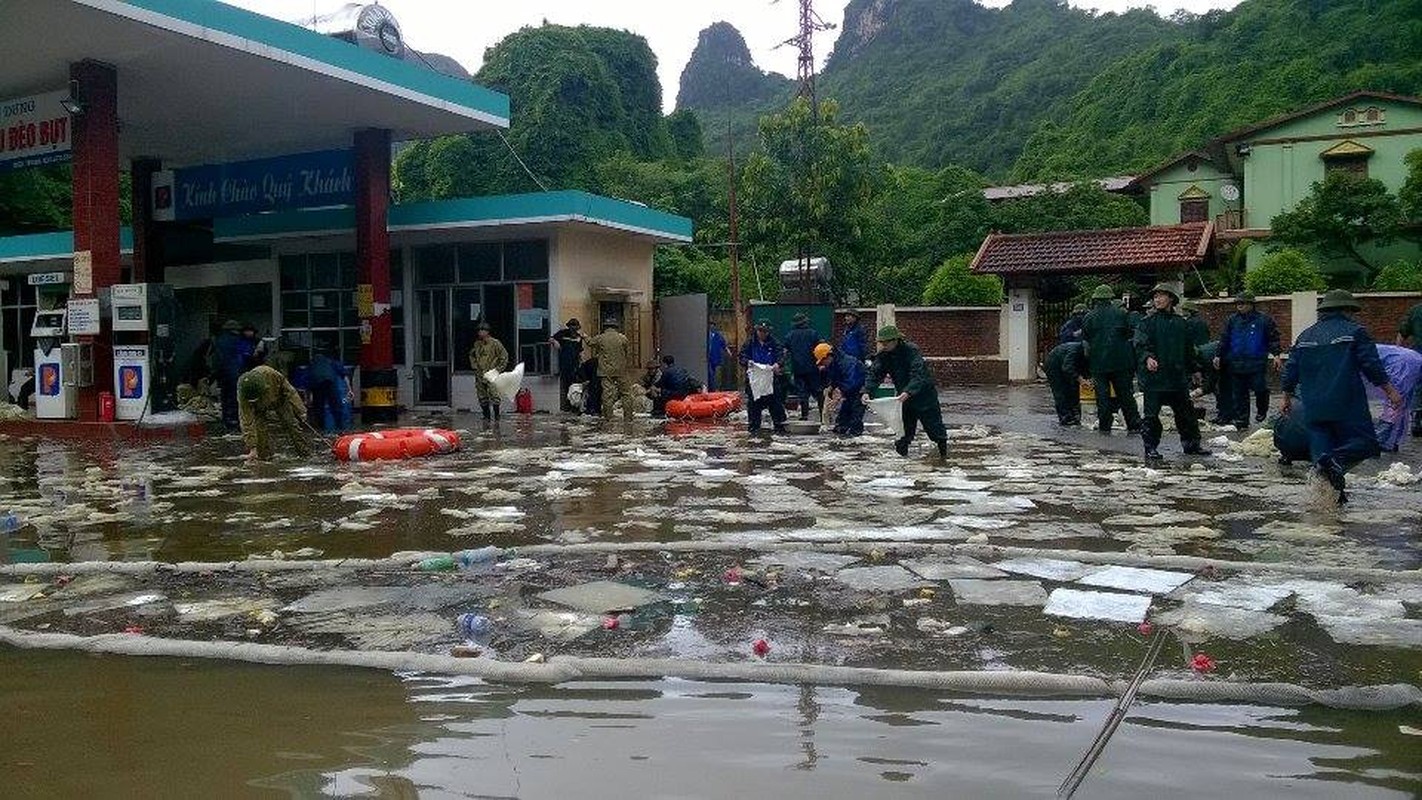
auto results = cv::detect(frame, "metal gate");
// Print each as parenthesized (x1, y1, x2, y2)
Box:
(657, 294, 709, 384)
(1036, 299, 1076, 366)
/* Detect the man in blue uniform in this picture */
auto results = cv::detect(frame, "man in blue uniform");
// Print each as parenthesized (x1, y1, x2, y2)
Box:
(739, 321, 788, 434)
(816, 342, 866, 436)
(839, 311, 869, 363)
(1281, 290, 1402, 505)
(1215, 292, 1281, 429)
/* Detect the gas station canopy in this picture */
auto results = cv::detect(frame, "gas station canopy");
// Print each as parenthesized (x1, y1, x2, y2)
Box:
(6, 0, 510, 166)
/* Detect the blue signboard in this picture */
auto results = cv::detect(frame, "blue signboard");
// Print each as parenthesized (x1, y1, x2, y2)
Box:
(153, 149, 354, 221)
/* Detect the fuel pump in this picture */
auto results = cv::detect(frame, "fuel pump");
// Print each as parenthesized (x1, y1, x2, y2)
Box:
(110, 283, 177, 420)
(32, 308, 71, 419)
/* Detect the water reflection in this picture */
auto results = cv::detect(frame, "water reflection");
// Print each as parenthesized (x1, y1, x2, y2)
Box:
(2, 649, 1420, 797)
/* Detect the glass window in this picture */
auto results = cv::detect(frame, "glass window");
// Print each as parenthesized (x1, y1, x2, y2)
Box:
(415, 245, 457, 285)
(279, 256, 308, 291)
(309, 253, 341, 289)
(310, 291, 340, 328)
(340, 291, 359, 326)
(340, 331, 362, 369)
(458, 243, 501, 283)
(391, 327, 405, 366)
(338, 253, 357, 289)
(1179, 199, 1209, 223)
(504, 240, 549, 281)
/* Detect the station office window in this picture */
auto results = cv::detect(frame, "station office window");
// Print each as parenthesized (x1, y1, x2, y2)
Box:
(1, 276, 38, 370)
(281, 250, 404, 367)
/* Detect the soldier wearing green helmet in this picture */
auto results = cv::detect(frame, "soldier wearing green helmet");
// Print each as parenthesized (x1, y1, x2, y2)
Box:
(237, 364, 310, 461)
(1081, 284, 1142, 434)
(1134, 283, 1207, 460)
(863, 324, 948, 460)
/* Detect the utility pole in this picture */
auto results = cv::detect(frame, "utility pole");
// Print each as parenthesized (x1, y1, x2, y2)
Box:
(727, 113, 744, 353)
(777, 0, 835, 300)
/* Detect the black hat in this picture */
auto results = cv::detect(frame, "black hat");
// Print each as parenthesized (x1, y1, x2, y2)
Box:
(566, 318, 581, 329)
(477, 321, 491, 332)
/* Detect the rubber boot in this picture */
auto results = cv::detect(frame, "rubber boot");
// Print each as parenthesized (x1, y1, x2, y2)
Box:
(1181, 440, 1208, 456)
(894, 437, 910, 457)
(480, 402, 491, 421)
(492, 403, 501, 421)
(936, 440, 948, 461)
(1412, 409, 1422, 438)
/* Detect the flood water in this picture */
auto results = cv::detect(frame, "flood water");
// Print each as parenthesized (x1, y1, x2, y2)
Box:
(3, 648, 1418, 798)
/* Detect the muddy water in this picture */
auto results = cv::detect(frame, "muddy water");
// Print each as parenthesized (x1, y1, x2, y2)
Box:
(2, 387, 1420, 569)
(2, 648, 1418, 799)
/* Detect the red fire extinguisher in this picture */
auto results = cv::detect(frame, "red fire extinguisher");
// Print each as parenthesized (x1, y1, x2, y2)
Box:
(98, 391, 116, 423)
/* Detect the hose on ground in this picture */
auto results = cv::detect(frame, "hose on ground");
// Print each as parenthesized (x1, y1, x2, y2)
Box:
(1, 627, 1417, 710)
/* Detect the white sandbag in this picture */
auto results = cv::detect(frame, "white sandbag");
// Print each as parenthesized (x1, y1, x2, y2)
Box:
(747, 362, 775, 401)
(484, 363, 526, 404)
(567, 382, 585, 409)
(867, 397, 905, 438)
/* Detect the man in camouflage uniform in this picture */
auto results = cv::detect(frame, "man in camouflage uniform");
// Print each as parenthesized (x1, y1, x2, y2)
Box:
(238, 364, 310, 461)
(468, 322, 510, 421)
(589, 318, 634, 421)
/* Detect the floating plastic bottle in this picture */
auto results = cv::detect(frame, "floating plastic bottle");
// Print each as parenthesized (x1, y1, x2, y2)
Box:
(0, 513, 23, 534)
(417, 555, 457, 572)
(457, 613, 492, 641)
(454, 547, 501, 569)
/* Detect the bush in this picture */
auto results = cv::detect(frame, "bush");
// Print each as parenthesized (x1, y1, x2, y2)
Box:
(1243, 249, 1326, 295)
(921, 254, 1004, 306)
(1371, 260, 1422, 291)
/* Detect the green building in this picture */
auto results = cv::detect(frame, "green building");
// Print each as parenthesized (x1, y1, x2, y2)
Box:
(1132, 91, 1422, 279)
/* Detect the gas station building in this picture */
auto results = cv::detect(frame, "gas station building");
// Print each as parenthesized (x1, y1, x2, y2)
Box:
(0, 0, 690, 421)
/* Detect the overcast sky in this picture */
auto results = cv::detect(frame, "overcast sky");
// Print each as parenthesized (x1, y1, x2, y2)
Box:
(224, 1, 1242, 111)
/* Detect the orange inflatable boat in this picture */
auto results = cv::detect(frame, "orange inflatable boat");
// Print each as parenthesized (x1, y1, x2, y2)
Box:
(665, 391, 744, 420)
(332, 428, 462, 462)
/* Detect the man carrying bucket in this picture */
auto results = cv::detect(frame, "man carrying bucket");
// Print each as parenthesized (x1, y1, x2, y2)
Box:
(864, 325, 947, 461)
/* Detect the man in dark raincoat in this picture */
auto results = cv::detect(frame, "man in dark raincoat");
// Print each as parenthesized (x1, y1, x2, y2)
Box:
(865, 325, 947, 460)
(1081, 284, 1142, 434)
(1134, 284, 1207, 461)
(1044, 341, 1087, 427)
(1281, 290, 1401, 504)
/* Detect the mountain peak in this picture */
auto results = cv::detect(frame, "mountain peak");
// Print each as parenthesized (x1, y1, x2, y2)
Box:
(676, 21, 791, 112)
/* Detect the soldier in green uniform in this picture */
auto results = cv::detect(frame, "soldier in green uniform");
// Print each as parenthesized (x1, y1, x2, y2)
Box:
(1180, 299, 1211, 347)
(1081, 284, 1142, 434)
(237, 364, 311, 461)
(1044, 341, 1088, 427)
(589, 318, 634, 421)
(1134, 284, 1207, 461)
(468, 322, 510, 421)
(865, 325, 948, 461)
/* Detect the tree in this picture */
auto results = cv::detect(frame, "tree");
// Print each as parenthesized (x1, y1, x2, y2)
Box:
(990, 182, 1148, 234)
(1270, 172, 1404, 277)
(1372, 259, 1422, 291)
(0, 168, 72, 234)
(739, 98, 878, 303)
(1243, 248, 1326, 295)
(1401, 148, 1422, 223)
(666, 110, 706, 162)
(921, 254, 1004, 306)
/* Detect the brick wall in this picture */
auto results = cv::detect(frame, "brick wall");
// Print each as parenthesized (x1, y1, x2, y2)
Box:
(927, 357, 1008, 385)
(841, 307, 1000, 358)
(1195, 292, 1422, 349)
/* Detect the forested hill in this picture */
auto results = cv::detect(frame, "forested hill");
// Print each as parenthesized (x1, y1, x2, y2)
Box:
(677, 0, 1422, 181)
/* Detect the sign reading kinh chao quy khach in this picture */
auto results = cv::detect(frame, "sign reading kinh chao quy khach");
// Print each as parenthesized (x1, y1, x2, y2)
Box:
(152, 149, 355, 222)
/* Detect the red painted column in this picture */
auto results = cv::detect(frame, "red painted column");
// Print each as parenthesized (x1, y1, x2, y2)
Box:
(354, 128, 395, 421)
(70, 60, 120, 422)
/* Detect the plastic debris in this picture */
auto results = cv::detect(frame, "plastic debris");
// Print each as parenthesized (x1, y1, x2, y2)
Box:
(948, 579, 1048, 607)
(418, 556, 457, 572)
(752, 638, 771, 657)
(834, 566, 930, 592)
(1075, 566, 1194, 595)
(1374, 462, 1422, 487)
(537, 581, 663, 615)
(901, 557, 1008, 581)
(524, 653, 546, 663)
(1190, 653, 1217, 673)
(994, 557, 1095, 582)
(1137, 622, 1153, 636)
(1043, 588, 1151, 623)
(1154, 602, 1288, 640)
(457, 613, 492, 640)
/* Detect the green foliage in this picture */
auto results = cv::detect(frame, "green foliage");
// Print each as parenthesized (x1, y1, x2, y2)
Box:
(740, 99, 878, 303)
(1269, 172, 1404, 276)
(1244, 248, 1327, 295)
(653, 247, 734, 306)
(1013, 0, 1422, 179)
(921, 254, 1004, 307)
(1371, 259, 1422, 291)
(665, 110, 705, 161)
(1401, 148, 1422, 223)
(0, 168, 72, 234)
(989, 183, 1149, 234)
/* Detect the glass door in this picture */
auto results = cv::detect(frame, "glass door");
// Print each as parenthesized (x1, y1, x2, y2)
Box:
(414, 287, 450, 405)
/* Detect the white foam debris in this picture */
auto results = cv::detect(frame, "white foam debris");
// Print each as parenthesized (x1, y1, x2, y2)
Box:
(993, 557, 1094, 582)
(1043, 588, 1151, 623)
(1075, 566, 1194, 595)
